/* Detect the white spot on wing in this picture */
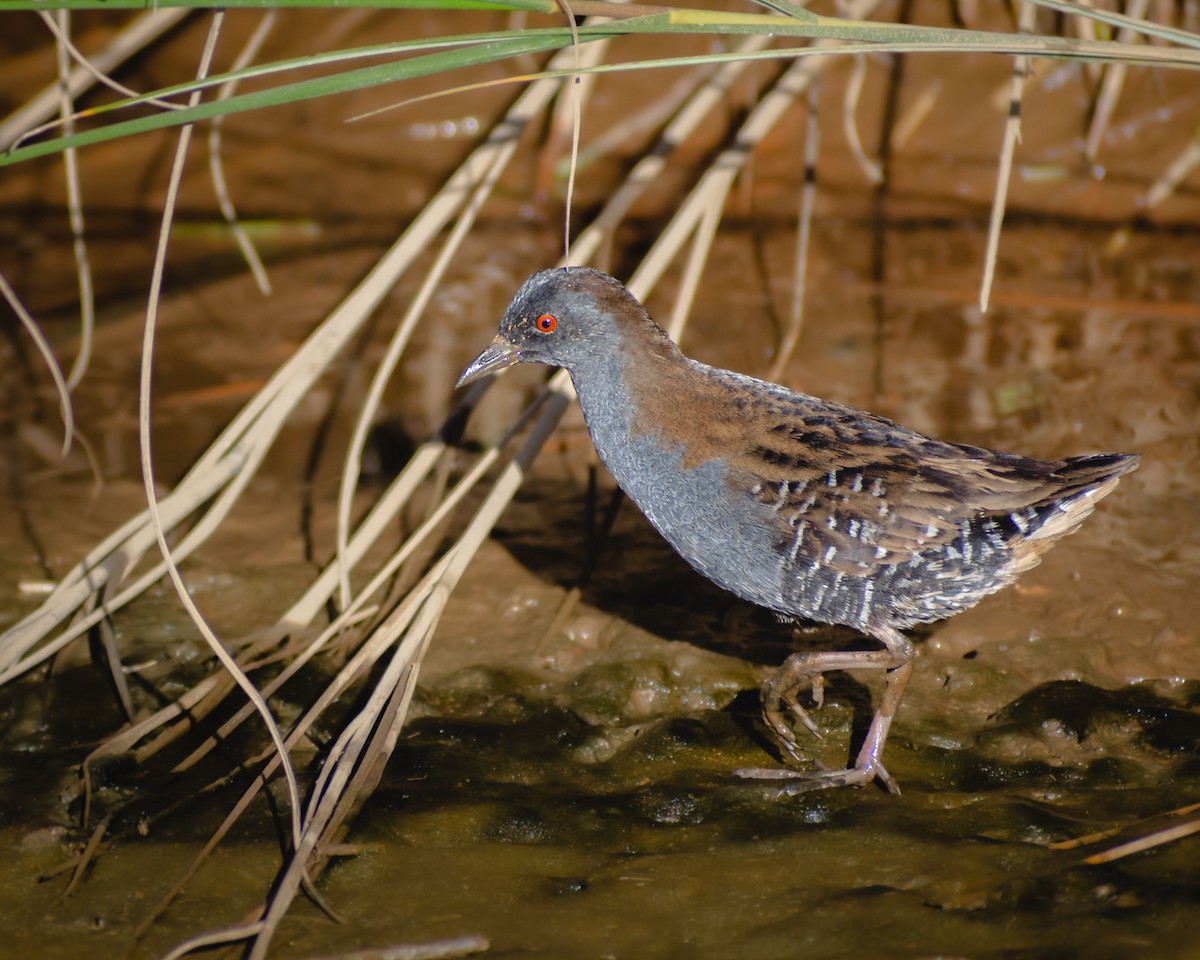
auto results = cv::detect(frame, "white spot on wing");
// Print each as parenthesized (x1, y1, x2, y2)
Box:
(860, 579, 875, 620)
(786, 520, 808, 565)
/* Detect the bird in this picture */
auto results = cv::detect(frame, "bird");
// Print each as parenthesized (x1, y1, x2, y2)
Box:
(456, 266, 1139, 794)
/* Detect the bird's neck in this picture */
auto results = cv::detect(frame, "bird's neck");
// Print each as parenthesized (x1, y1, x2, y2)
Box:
(567, 332, 697, 466)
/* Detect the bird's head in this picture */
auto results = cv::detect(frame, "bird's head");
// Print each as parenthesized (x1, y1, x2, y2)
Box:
(456, 266, 658, 387)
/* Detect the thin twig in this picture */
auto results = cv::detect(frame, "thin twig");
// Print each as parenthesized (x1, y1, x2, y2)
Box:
(980, 0, 1035, 313)
(0, 270, 74, 456)
(54, 9, 96, 395)
(768, 78, 819, 382)
(842, 53, 884, 183)
(209, 10, 277, 295)
(132, 8, 305, 851)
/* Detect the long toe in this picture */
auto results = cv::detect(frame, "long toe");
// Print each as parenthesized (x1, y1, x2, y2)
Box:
(733, 765, 817, 781)
(771, 765, 880, 795)
(735, 760, 899, 795)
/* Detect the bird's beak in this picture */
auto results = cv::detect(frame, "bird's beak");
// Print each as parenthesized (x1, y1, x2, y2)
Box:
(456, 335, 520, 389)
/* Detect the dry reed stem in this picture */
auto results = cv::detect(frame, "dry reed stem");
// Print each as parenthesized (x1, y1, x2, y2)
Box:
(1081, 816, 1200, 862)
(1143, 126, 1200, 209)
(59, 814, 111, 900)
(891, 75, 940, 146)
(1048, 800, 1200, 850)
(246, 391, 571, 959)
(1084, 0, 1152, 163)
(141, 386, 556, 937)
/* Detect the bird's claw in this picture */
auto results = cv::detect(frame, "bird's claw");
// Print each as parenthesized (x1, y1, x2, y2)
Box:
(809, 674, 825, 710)
(762, 661, 826, 752)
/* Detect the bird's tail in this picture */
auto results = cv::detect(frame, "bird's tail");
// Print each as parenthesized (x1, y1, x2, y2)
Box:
(1008, 452, 1139, 567)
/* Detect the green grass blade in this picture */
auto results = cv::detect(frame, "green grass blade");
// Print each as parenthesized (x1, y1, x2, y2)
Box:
(6, 9, 1197, 168)
(1, 32, 577, 166)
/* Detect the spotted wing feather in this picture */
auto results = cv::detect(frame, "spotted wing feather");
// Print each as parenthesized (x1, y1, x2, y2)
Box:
(724, 392, 1132, 578)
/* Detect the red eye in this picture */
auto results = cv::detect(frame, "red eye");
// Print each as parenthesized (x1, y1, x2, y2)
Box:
(535, 313, 557, 333)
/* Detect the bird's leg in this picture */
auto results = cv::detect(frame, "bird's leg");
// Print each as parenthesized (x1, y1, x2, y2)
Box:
(736, 626, 915, 793)
(849, 657, 914, 794)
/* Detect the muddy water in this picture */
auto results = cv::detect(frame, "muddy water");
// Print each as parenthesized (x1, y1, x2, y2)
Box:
(2, 7, 1200, 960)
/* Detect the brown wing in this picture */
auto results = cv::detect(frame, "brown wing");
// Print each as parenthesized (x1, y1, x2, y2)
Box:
(726, 406, 1062, 577)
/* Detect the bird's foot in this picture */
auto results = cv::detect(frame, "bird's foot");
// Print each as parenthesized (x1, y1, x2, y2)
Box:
(761, 659, 826, 753)
(734, 758, 900, 796)
(752, 645, 913, 792)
